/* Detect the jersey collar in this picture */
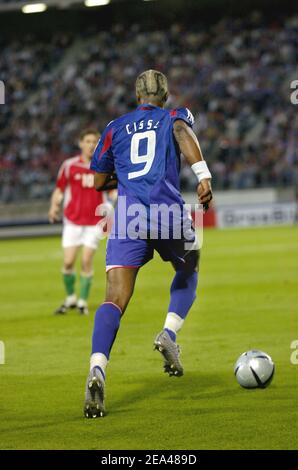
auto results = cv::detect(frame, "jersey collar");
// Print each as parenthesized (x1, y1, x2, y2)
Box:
(136, 103, 160, 111)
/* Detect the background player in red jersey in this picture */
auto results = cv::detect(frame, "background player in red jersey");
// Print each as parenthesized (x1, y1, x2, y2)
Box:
(48, 128, 110, 315)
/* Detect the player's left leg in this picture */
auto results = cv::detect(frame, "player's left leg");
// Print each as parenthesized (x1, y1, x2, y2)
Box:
(91, 267, 138, 372)
(78, 246, 96, 315)
(84, 267, 139, 418)
(84, 234, 152, 418)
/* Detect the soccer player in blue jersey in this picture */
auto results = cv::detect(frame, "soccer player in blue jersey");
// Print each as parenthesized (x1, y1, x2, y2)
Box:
(84, 70, 212, 418)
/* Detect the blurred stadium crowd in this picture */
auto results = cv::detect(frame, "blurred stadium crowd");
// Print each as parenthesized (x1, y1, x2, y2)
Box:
(0, 12, 297, 202)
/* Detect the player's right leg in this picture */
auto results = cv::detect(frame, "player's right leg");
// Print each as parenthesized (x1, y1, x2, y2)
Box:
(55, 246, 80, 314)
(153, 237, 199, 377)
(55, 220, 82, 314)
(84, 267, 139, 418)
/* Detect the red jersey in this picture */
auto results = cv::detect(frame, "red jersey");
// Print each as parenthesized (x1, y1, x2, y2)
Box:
(56, 155, 105, 226)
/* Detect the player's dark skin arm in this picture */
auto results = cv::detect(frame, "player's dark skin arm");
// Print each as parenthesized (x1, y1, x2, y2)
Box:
(173, 119, 212, 208)
(94, 172, 118, 191)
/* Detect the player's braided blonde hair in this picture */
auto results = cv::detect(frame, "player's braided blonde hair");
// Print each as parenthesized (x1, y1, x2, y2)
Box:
(135, 69, 168, 104)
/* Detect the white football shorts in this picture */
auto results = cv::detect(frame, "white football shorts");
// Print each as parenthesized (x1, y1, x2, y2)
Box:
(62, 218, 104, 250)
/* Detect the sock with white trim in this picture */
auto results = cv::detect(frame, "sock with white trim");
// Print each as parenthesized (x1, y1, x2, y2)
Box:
(164, 312, 185, 342)
(91, 302, 122, 364)
(164, 271, 198, 342)
(90, 353, 108, 381)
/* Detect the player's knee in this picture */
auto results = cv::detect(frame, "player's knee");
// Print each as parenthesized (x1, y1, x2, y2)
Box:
(192, 249, 200, 268)
(105, 293, 129, 314)
(63, 261, 74, 272)
(81, 259, 92, 273)
(105, 285, 133, 314)
(179, 249, 199, 274)
(172, 269, 197, 288)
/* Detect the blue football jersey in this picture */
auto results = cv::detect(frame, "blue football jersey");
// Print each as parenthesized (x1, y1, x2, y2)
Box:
(91, 104, 194, 209)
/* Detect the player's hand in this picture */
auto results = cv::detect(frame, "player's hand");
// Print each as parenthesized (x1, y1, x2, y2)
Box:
(48, 206, 60, 223)
(197, 179, 212, 212)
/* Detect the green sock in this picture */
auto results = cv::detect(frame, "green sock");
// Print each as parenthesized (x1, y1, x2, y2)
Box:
(79, 274, 93, 301)
(63, 272, 76, 296)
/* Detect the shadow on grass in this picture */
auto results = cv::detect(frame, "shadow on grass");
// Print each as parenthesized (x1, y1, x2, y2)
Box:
(107, 371, 238, 416)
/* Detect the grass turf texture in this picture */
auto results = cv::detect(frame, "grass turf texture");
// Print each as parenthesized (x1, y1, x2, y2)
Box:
(0, 225, 297, 450)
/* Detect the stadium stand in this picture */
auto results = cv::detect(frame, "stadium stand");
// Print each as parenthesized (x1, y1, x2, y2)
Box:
(0, 12, 297, 202)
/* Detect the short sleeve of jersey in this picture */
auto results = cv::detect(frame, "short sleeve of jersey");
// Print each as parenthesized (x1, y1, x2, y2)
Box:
(56, 161, 68, 192)
(170, 107, 195, 128)
(90, 124, 115, 174)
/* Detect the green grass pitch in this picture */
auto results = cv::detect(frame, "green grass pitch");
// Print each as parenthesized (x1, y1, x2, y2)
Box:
(0, 225, 297, 450)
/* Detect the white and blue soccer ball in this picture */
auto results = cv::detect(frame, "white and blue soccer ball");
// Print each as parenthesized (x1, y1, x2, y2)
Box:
(234, 350, 275, 389)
